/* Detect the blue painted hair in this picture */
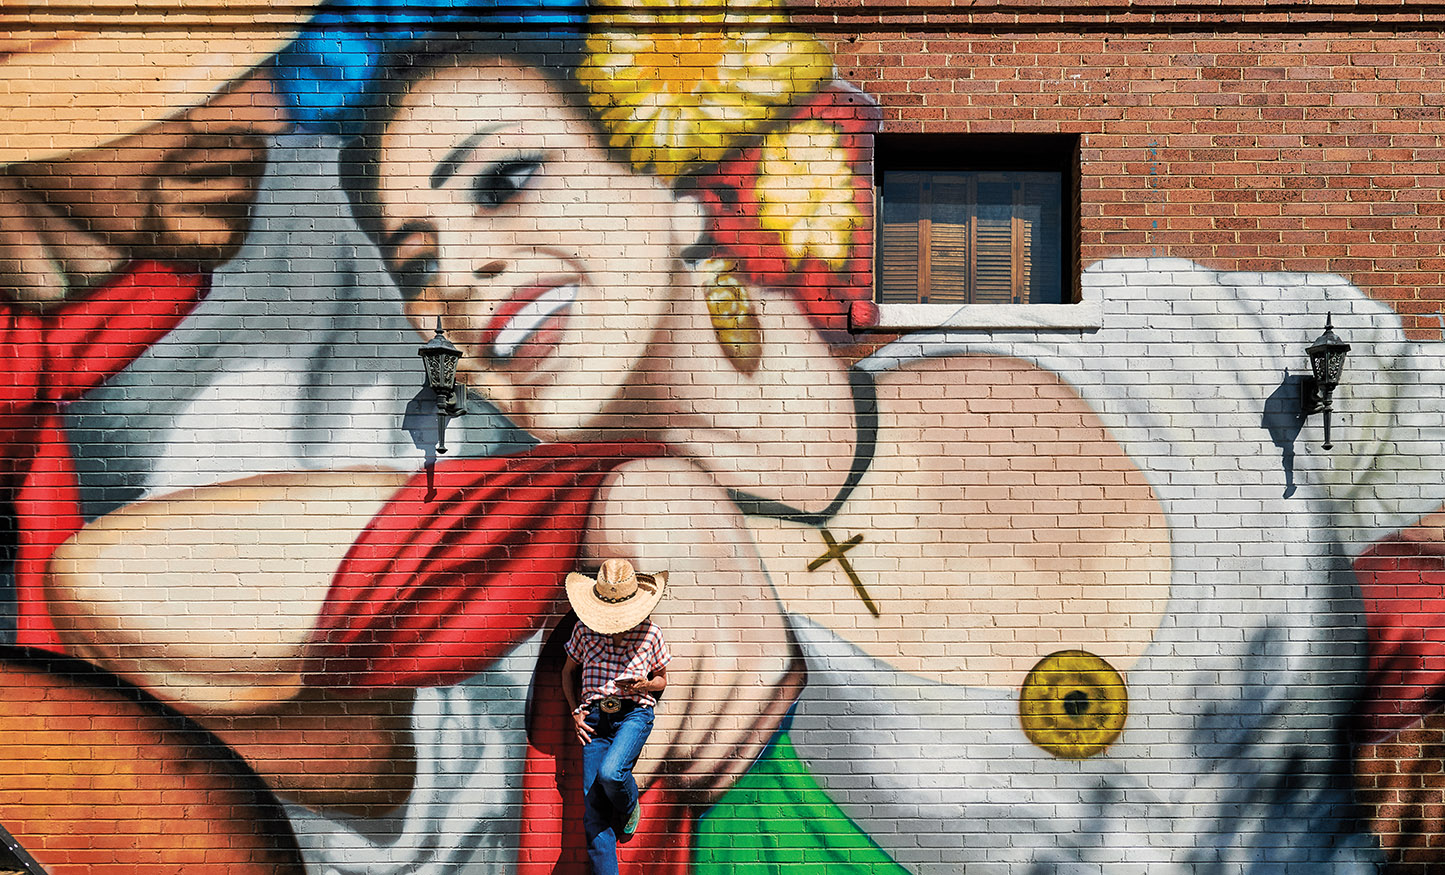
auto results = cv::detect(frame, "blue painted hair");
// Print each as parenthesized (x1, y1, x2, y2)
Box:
(272, 0, 587, 135)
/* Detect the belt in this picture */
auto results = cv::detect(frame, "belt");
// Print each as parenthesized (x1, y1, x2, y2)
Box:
(596, 696, 636, 714)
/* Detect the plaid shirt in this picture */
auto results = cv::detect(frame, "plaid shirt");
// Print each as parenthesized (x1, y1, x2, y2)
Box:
(565, 619, 672, 710)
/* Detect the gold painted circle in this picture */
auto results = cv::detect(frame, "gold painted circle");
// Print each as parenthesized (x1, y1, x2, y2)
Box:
(1019, 650, 1128, 759)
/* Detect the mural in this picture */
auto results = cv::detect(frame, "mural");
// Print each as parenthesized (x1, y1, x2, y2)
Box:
(4, 1, 1445, 874)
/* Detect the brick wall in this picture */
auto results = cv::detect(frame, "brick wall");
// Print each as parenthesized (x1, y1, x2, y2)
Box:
(2, 3, 1445, 874)
(817, 3, 1445, 338)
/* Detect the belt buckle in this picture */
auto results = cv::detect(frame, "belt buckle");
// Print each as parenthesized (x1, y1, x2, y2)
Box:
(600, 696, 623, 714)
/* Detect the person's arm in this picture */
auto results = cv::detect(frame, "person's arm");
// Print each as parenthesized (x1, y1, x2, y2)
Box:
(561, 655, 581, 713)
(561, 655, 593, 744)
(648, 665, 668, 696)
(617, 665, 667, 698)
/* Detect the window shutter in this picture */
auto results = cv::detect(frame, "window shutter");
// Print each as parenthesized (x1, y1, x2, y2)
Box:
(879, 222, 921, 303)
(927, 176, 971, 304)
(972, 180, 1018, 304)
(1017, 212, 1033, 299)
(878, 174, 923, 303)
(1020, 178, 1057, 304)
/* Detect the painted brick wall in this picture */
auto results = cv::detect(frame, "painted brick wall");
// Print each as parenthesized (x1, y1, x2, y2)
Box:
(2, 3, 1444, 875)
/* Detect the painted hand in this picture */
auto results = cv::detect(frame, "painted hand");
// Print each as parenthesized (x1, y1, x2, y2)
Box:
(587, 456, 803, 804)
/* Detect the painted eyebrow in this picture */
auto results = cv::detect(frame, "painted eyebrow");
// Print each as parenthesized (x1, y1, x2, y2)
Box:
(430, 122, 511, 189)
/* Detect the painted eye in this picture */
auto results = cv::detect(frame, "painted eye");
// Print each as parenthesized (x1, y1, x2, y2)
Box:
(472, 158, 540, 209)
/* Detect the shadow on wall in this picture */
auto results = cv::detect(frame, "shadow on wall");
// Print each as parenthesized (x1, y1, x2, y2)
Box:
(0, 502, 14, 646)
(1263, 371, 1308, 498)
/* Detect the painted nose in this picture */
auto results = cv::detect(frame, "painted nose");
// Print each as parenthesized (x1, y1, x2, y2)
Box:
(434, 238, 506, 300)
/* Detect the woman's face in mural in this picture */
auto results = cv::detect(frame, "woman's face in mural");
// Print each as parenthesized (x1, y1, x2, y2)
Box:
(375, 60, 706, 438)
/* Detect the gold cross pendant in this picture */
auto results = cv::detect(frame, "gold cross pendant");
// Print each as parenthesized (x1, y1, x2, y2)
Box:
(807, 528, 879, 617)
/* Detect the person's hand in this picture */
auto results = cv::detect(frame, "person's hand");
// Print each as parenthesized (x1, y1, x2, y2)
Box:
(614, 677, 650, 696)
(572, 709, 594, 745)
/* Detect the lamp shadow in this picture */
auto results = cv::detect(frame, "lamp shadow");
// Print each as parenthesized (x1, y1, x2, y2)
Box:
(1262, 371, 1307, 498)
(404, 388, 441, 501)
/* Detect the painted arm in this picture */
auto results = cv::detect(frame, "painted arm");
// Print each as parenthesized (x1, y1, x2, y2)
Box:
(44, 468, 410, 715)
(46, 443, 638, 708)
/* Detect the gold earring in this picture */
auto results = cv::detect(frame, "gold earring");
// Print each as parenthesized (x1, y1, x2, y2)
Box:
(700, 258, 762, 375)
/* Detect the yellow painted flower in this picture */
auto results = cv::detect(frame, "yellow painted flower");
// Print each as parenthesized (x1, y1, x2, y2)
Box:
(581, 0, 833, 178)
(755, 119, 862, 270)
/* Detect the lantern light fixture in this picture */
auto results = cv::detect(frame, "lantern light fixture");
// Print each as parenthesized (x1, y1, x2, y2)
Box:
(418, 318, 465, 453)
(1300, 315, 1350, 451)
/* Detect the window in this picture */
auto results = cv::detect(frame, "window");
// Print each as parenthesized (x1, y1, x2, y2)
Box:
(879, 171, 1063, 305)
(875, 134, 1078, 309)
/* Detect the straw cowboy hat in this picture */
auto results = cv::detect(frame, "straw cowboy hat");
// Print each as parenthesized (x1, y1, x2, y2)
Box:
(565, 559, 668, 635)
(0, 2, 306, 166)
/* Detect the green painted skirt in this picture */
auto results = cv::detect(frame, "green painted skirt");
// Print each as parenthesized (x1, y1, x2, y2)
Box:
(694, 732, 909, 875)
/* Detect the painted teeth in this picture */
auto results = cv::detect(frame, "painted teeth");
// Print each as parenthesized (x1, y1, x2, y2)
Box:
(492, 284, 578, 360)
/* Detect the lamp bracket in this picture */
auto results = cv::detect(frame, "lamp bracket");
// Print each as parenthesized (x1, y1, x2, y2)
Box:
(437, 387, 466, 419)
(1300, 375, 1322, 417)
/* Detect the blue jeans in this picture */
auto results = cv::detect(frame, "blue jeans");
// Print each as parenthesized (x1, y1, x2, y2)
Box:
(581, 703, 654, 875)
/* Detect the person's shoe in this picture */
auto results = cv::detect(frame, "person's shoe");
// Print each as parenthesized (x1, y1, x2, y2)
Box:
(621, 803, 641, 839)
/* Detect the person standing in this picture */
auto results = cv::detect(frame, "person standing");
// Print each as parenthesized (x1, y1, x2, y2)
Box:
(562, 559, 672, 875)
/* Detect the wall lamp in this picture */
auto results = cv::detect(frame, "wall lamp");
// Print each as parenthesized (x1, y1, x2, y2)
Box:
(1301, 316, 1350, 450)
(418, 318, 465, 454)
